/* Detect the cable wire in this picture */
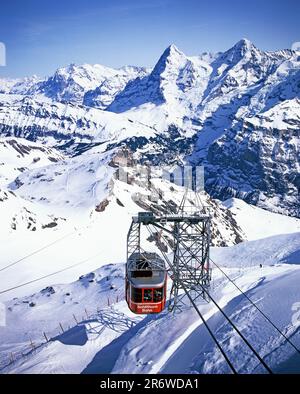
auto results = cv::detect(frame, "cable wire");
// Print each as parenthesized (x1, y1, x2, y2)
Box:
(0, 252, 102, 295)
(146, 225, 237, 374)
(147, 224, 273, 374)
(0, 230, 78, 273)
(209, 256, 300, 356)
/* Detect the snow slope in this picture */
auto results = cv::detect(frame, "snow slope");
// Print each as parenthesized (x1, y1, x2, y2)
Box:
(161, 266, 300, 374)
(211, 232, 300, 268)
(222, 198, 300, 240)
(0, 137, 65, 187)
(1, 233, 300, 374)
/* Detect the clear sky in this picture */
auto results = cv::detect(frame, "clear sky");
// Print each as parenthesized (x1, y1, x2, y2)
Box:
(0, 0, 299, 78)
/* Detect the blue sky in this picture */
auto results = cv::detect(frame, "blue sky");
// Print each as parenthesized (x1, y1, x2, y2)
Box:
(0, 0, 299, 78)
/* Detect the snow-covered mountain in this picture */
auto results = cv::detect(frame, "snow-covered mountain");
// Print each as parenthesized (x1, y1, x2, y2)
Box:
(83, 66, 150, 109)
(0, 76, 41, 95)
(2, 64, 149, 106)
(1, 35, 300, 375)
(0, 39, 298, 216)
(222, 198, 300, 240)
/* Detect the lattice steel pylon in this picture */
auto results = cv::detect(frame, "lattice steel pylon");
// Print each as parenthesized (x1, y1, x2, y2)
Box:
(127, 221, 141, 260)
(167, 209, 211, 312)
(126, 186, 212, 313)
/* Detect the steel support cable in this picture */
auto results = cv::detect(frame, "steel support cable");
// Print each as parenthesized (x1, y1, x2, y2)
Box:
(0, 230, 78, 273)
(149, 224, 274, 374)
(209, 256, 300, 356)
(145, 225, 237, 374)
(144, 180, 273, 372)
(0, 252, 102, 295)
(173, 232, 274, 374)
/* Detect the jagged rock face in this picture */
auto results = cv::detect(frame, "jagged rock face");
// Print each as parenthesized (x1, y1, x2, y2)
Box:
(112, 162, 245, 247)
(202, 99, 300, 217)
(107, 44, 212, 113)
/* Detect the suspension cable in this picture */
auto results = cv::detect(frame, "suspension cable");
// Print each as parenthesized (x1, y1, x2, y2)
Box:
(0, 230, 78, 273)
(0, 252, 102, 295)
(146, 225, 237, 374)
(147, 224, 273, 374)
(209, 256, 300, 356)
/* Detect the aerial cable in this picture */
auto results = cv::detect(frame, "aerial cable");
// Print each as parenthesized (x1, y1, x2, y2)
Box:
(209, 256, 300, 356)
(146, 225, 237, 374)
(0, 230, 78, 273)
(171, 231, 274, 373)
(147, 224, 273, 374)
(0, 252, 102, 295)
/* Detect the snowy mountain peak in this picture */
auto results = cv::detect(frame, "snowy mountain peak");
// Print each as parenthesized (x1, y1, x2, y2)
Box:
(219, 38, 260, 64)
(152, 44, 186, 76)
(165, 43, 183, 56)
(234, 38, 255, 52)
(152, 44, 186, 70)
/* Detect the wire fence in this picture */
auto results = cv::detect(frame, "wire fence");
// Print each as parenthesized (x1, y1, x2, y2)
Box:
(0, 292, 124, 372)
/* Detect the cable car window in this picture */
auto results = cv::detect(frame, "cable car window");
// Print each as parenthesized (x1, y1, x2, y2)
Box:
(132, 270, 152, 278)
(132, 287, 142, 302)
(143, 289, 153, 302)
(153, 288, 163, 302)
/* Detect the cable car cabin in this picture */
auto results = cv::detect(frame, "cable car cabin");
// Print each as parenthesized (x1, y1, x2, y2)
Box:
(126, 252, 167, 314)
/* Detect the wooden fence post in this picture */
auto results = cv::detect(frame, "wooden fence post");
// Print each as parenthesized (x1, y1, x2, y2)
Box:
(43, 332, 49, 343)
(59, 322, 64, 333)
(29, 338, 35, 351)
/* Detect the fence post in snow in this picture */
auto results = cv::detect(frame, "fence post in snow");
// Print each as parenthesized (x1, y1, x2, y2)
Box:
(85, 308, 89, 319)
(73, 314, 78, 324)
(43, 332, 49, 343)
(59, 322, 64, 333)
(29, 338, 35, 351)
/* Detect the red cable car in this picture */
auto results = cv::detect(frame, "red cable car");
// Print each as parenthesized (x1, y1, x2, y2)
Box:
(126, 252, 167, 314)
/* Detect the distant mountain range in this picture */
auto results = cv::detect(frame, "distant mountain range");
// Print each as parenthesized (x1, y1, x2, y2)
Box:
(0, 38, 299, 217)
